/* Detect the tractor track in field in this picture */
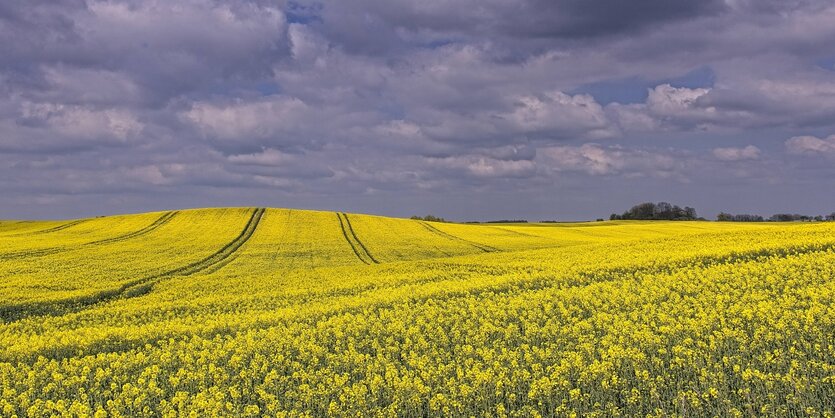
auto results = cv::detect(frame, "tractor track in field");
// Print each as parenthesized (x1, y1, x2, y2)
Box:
(0, 247, 65, 260)
(86, 211, 179, 246)
(419, 221, 498, 253)
(0, 208, 266, 323)
(336, 213, 367, 264)
(23, 219, 89, 236)
(336, 213, 379, 264)
(12, 237, 835, 364)
(0, 211, 180, 260)
(486, 226, 541, 238)
(342, 213, 379, 264)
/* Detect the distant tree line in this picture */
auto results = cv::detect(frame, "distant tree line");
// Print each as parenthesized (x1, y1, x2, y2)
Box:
(486, 219, 528, 224)
(464, 219, 529, 224)
(610, 202, 699, 221)
(716, 213, 765, 222)
(413, 207, 835, 224)
(410, 215, 447, 222)
(717, 212, 835, 222)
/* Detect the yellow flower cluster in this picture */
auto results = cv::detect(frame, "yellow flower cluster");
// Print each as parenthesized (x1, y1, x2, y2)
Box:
(1, 208, 834, 417)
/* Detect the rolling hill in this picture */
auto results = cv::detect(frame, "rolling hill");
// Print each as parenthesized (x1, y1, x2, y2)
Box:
(1, 208, 834, 417)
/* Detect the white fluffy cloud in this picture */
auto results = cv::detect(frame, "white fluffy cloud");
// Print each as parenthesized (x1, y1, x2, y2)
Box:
(785, 135, 835, 155)
(121, 165, 169, 185)
(608, 84, 724, 132)
(537, 144, 681, 178)
(19, 102, 143, 141)
(502, 91, 617, 140)
(712, 145, 761, 161)
(646, 84, 712, 115)
(184, 97, 311, 141)
(227, 148, 295, 166)
(425, 155, 537, 179)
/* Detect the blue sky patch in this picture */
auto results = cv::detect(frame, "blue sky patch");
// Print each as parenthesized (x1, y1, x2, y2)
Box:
(572, 66, 716, 105)
(816, 57, 835, 71)
(286, 1, 323, 24)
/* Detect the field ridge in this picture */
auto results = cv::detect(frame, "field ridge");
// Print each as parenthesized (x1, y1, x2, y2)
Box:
(419, 221, 498, 252)
(0, 211, 180, 260)
(25, 219, 88, 235)
(86, 211, 179, 246)
(0, 208, 265, 323)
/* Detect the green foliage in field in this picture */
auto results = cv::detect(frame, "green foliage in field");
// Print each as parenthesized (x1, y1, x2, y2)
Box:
(1, 208, 833, 417)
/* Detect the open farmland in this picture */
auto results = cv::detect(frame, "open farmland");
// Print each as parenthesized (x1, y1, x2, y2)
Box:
(1, 208, 834, 417)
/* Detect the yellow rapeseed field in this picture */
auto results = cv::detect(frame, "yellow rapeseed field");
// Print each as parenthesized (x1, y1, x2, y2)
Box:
(1, 208, 834, 417)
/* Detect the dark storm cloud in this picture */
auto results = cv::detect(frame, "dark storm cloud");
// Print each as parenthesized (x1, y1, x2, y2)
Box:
(2, 0, 835, 220)
(309, 0, 727, 55)
(501, 0, 728, 39)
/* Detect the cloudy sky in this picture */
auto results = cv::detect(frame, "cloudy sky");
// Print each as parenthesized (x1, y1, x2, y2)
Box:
(2, 0, 835, 221)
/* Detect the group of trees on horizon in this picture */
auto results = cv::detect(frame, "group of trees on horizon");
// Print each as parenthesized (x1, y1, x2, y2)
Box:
(410, 215, 448, 223)
(610, 202, 700, 221)
(607, 202, 835, 223)
(416, 204, 835, 224)
(718, 212, 835, 222)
